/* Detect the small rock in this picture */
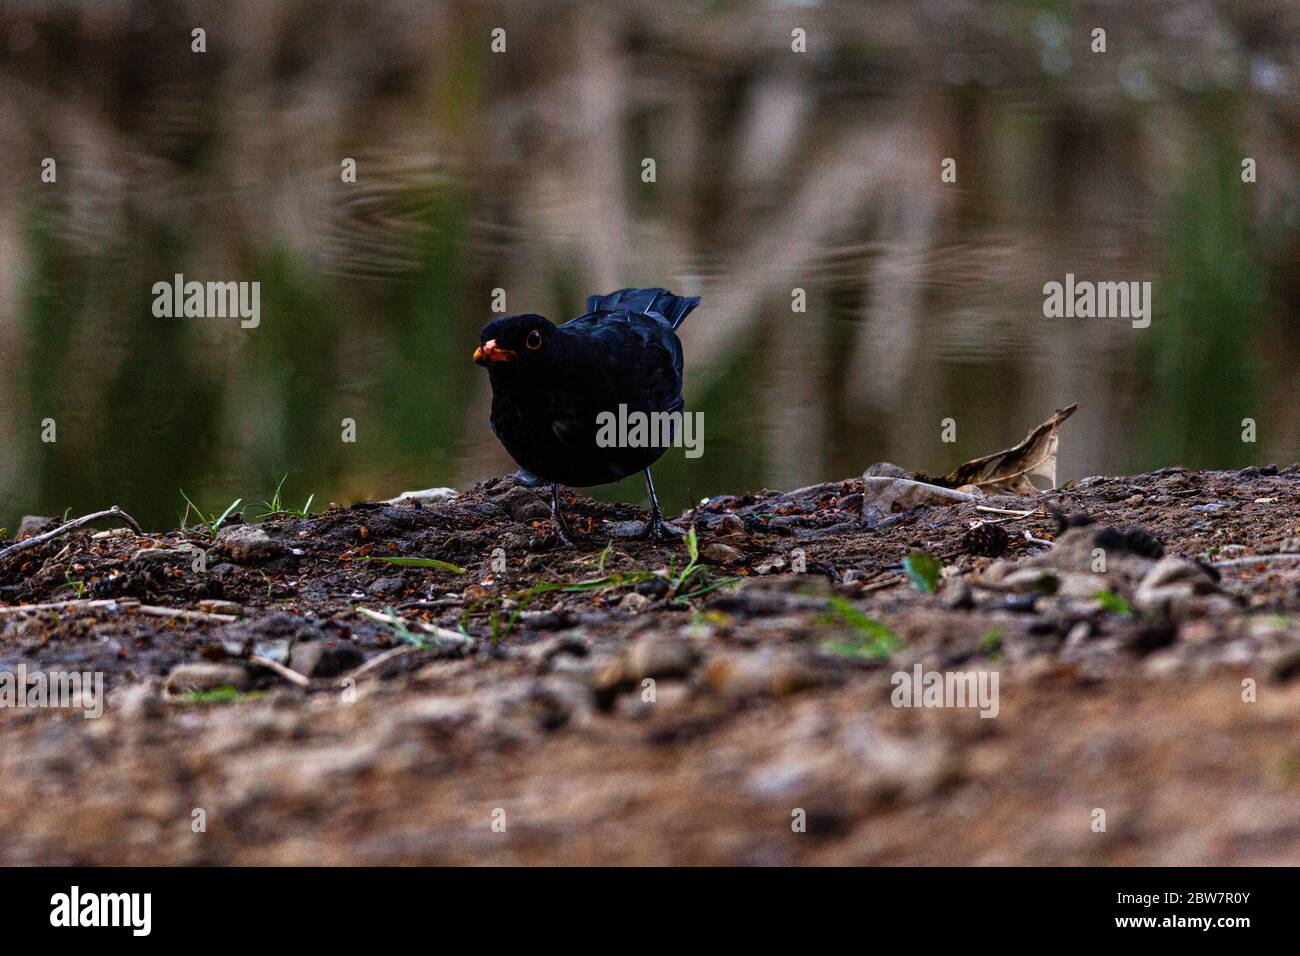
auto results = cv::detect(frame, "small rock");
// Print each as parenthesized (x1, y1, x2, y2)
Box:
(702, 543, 746, 565)
(704, 650, 828, 701)
(718, 513, 747, 536)
(165, 663, 251, 695)
(634, 577, 671, 599)
(385, 488, 458, 507)
(16, 515, 57, 539)
(366, 576, 405, 597)
(289, 640, 364, 678)
(590, 654, 626, 695)
(1134, 557, 1218, 617)
(217, 525, 283, 564)
(131, 547, 194, 565)
(625, 637, 697, 681)
(619, 592, 650, 613)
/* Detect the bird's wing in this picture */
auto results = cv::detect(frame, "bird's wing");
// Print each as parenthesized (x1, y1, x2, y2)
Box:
(562, 311, 684, 414)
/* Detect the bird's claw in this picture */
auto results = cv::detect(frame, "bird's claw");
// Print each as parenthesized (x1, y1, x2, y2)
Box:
(636, 514, 683, 543)
(550, 513, 578, 548)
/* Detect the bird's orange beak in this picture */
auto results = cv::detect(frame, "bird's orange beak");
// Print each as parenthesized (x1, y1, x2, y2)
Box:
(473, 339, 515, 366)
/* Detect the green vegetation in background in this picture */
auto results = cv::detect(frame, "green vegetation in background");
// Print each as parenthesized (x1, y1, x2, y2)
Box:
(17, 200, 83, 519)
(18, 203, 218, 526)
(376, 187, 474, 479)
(1141, 129, 1267, 470)
(245, 247, 342, 497)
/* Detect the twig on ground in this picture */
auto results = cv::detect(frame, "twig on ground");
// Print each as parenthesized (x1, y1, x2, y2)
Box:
(249, 655, 311, 687)
(0, 598, 237, 623)
(1023, 530, 1054, 548)
(0, 507, 143, 563)
(858, 574, 904, 594)
(342, 645, 422, 682)
(975, 505, 1041, 519)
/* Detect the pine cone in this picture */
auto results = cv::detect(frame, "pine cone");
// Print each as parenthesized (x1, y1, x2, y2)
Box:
(962, 523, 1009, 558)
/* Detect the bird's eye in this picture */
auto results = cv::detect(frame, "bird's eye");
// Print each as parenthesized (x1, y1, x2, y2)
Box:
(526, 330, 543, 350)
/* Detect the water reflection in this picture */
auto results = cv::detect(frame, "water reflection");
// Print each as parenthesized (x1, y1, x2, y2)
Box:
(1, 1, 1297, 531)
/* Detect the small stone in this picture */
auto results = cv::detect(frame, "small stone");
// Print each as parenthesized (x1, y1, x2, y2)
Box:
(366, 576, 405, 597)
(718, 514, 747, 535)
(289, 640, 364, 678)
(619, 592, 650, 613)
(634, 577, 671, 599)
(165, 663, 251, 695)
(385, 488, 458, 507)
(702, 543, 746, 565)
(704, 650, 828, 701)
(625, 637, 696, 681)
(1134, 557, 1218, 616)
(131, 547, 193, 565)
(591, 655, 626, 693)
(217, 525, 283, 564)
(16, 516, 56, 539)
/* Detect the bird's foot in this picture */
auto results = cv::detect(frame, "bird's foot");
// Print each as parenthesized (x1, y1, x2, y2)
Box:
(634, 513, 684, 543)
(551, 513, 578, 548)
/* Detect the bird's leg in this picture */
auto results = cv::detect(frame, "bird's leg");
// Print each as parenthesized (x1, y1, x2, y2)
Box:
(636, 468, 683, 542)
(550, 482, 577, 547)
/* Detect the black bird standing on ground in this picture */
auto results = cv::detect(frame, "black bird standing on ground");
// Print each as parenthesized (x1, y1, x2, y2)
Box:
(473, 288, 700, 545)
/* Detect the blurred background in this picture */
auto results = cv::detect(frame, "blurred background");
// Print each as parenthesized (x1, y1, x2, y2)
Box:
(1, 0, 1298, 532)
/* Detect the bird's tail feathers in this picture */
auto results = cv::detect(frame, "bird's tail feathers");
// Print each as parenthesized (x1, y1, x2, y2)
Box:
(587, 287, 701, 330)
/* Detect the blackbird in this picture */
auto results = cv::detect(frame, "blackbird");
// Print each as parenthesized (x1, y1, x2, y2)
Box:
(473, 287, 700, 545)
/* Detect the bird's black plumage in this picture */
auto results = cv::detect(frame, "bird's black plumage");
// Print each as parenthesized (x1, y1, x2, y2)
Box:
(473, 287, 700, 543)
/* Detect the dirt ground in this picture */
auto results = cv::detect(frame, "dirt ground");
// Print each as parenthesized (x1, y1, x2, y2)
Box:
(2, 465, 1299, 865)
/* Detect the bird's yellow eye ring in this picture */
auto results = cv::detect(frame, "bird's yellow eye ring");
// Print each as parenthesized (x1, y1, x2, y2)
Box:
(526, 330, 543, 350)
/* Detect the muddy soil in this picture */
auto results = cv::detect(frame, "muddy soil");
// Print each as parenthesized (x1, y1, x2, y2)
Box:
(2, 466, 1299, 864)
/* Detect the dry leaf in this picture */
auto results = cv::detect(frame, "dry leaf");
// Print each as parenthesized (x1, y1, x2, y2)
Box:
(935, 404, 1079, 495)
(861, 477, 980, 527)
